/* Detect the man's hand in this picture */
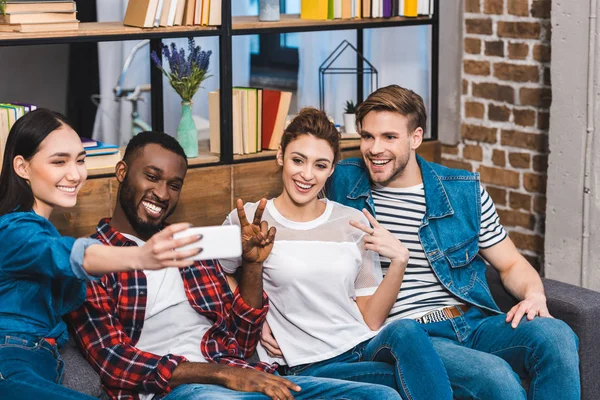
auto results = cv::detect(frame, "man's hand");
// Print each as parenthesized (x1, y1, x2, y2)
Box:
(137, 223, 201, 270)
(261, 321, 283, 358)
(222, 368, 301, 400)
(505, 292, 553, 328)
(237, 198, 276, 264)
(350, 209, 409, 266)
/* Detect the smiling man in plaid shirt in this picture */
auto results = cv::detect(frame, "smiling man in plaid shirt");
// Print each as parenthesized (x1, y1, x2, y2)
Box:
(67, 132, 399, 400)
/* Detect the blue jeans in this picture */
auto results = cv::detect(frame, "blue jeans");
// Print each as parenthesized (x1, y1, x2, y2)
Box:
(163, 374, 400, 399)
(0, 335, 95, 400)
(286, 319, 453, 400)
(421, 306, 580, 400)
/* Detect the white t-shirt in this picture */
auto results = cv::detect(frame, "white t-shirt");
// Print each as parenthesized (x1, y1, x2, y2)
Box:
(220, 199, 382, 367)
(123, 234, 213, 400)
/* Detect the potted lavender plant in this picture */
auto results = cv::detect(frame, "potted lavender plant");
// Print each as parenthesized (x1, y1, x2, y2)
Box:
(151, 38, 212, 158)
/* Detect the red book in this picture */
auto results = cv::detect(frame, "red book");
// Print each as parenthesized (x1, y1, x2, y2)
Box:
(261, 89, 281, 150)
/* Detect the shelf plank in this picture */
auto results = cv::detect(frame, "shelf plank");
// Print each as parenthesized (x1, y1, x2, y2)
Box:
(232, 138, 361, 162)
(232, 14, 433, 35)
(0, 21, 219, 45)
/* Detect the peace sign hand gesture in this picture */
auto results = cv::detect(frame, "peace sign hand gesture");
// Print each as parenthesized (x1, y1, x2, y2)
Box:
(236, 198, 276, 264)
(350, 208, 409, 268)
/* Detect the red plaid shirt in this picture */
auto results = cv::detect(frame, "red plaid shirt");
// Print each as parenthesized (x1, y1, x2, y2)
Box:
(67, 219, 277, 400)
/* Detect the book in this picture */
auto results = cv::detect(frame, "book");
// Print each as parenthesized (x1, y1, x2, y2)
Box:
(81, 137, 98, 148)
(166, 0, 178, 25)
(201, 0, 210, 25)
(0, 110, 9, 172)
(153, 0, 164, 27)
(341, 0, 351, 18)
(404, 0, 417, 17)
(0, 11, 77, 24)
(85, 151, 122, 171)
(334, 0, 342, 18)
(208, 91, 220, 154)
(2, 1, 75, 13)
(85, 141, 119, 156)
(261, 89, 281, 150)
(300, 0, 328, 20)
(124, 0, 159, 28)
(194, 0, 202, 25)
(266, 91, 292, 150)
(183, 0, 195, 25)
(208, 0, 221, 26)
(232, 91, 242, 155)
(158, 0, 172, 26)
(173, 0, 186, 25)
(382, 0, 391, 17)
(0, 20, 79, 32)
(362, 0, 371, 17)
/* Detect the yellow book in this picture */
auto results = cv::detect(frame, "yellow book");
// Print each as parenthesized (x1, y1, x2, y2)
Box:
(404, 0, 417, 17)
(201, 0, 210, 25)
(301, 0, 328, 20)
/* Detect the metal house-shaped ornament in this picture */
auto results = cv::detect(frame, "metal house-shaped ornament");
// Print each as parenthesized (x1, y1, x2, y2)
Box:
(319, 39, 379, 111)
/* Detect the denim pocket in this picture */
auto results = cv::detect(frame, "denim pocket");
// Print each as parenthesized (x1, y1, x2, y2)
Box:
(287, 362, 314, 376)
(444, 235, 479, 268)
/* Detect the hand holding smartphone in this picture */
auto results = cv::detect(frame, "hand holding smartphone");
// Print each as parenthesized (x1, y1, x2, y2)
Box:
(173, 225, 242, 261)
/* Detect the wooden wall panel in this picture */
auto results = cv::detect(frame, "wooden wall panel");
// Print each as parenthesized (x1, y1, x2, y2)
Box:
(168, 166, 232, 227)
(232, 159, 283, 205)
(51, 178, 115, 237)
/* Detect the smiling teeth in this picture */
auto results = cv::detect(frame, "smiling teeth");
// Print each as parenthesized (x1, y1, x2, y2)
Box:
(142, 201, 162, 213)
(57, 186, 76, 193)
(295, 182, 312, 190)
(372, 160, 390, 166)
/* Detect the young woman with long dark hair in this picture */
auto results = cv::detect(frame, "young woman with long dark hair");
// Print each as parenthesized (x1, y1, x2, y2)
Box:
(0, 109, 199, 399)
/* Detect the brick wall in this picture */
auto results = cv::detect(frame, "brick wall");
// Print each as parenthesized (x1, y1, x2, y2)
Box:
(441, 0, 551, 271)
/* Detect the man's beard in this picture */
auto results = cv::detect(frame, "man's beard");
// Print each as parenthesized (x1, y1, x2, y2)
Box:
(119, 176, 174, 239)
(369, 151, 411, 186)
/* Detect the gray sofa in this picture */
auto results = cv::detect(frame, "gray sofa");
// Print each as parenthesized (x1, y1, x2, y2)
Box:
(61, 266, 600, 399)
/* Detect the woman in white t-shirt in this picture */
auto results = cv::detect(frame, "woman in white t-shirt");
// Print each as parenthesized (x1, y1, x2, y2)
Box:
(221, 108, 452, 400)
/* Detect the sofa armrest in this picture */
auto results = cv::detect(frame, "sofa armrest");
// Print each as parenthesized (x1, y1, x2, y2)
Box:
(542, 278, 600, 400)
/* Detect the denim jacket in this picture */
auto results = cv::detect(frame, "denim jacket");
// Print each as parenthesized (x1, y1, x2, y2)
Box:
(326, 155, 502, 331)
(0, 211, 98, 347)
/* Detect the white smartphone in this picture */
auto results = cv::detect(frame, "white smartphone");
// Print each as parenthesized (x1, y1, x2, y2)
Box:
(173, 225, 242, 261)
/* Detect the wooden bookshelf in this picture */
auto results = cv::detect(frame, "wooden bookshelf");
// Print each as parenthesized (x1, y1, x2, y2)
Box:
(0, 21, 218, 45)
(232, 14, 433, 35)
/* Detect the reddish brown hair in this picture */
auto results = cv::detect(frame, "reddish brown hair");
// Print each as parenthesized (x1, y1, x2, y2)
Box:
(356, 85, 427, 133)
(280, 107, 341, 164)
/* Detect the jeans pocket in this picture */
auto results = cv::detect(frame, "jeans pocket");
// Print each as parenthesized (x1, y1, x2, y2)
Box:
(287, 362, 314, 376)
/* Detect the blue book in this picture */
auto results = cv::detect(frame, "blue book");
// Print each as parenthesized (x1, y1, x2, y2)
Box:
(85, 141, 119, 156)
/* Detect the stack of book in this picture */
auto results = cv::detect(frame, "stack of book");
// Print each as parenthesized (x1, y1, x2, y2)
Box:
(208, 88, 292, 156)
(301, 0, 433, 20)
(0, 102, 37, 171)
(81, 138, 121, 171)
(0, 1, 78, 33)
(124, 0, 221, 28)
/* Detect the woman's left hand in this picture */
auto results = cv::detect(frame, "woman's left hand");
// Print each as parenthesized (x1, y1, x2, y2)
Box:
(350, 209, 409, 267)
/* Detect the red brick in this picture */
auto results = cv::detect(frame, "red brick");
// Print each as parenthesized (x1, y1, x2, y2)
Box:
(533, 44, 551, 63)
(465, 101, 485, 118)
(509, 191, 532, 211)
(520, 88, 552, 108)
(464, 60, 491, 76)
(501, 130, 548, 151)
(508, 42, 529, 60)
(507, 0, 529, 16)
(488, 104, 511, 122)
(463, 79, 469, 95)
(441, 145, 459, 155)
(524, 173, 547, 193)
(498, 209, 535, 229)
(543, 67, 551, 86)
(484, 0, 504, 14)
(462, 124, 498, 143)
(492, 149, 506, 166)
(533, 154, 548, 172)
(463, 144, 484, 161)
(473, 82, 515, 103)
(478, 166, 520, 188)
(465, 38, 482, 55)
(485, 40, 505, 57)
(509, 232, 544, 252)
(533, 195, 546, 214)
(538, 111, 550, 130)
(513, 108, 536, 127)
(466, 18, 493, 35)
(466, 0, 481, 13)
(442, 159, 473, 172)
(486, 186, 507, 206)
(531, 0, 551, 18)
(498, 22, 541, 39)
(494, 62, 539, 83)
(508, 152, 531, 168)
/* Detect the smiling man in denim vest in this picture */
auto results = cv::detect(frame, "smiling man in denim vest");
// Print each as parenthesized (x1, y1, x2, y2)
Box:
(325, 85, 580, 399)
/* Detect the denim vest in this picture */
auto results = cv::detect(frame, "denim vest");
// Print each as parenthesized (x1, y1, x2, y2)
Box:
(326, 155, 501, 332)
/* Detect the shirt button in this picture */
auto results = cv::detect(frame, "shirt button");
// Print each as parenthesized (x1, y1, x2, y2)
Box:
(139, 291, 146, 296)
